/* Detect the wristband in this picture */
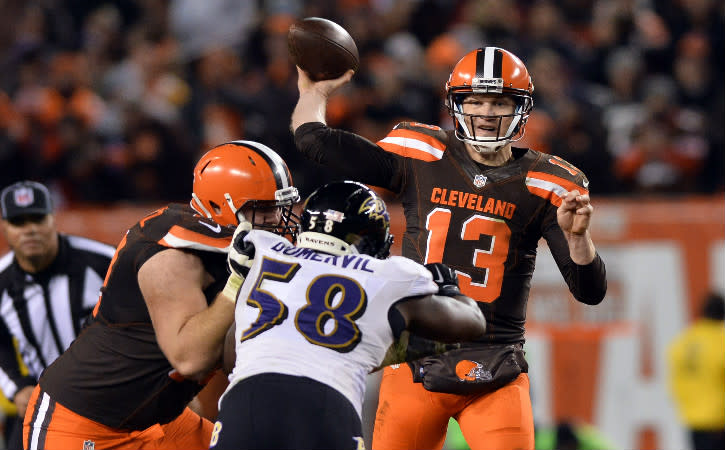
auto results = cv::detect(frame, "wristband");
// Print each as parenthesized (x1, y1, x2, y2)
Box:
(221, 273, 244, 303)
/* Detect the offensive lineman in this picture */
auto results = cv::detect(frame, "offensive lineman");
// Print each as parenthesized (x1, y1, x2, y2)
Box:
(23, 141, 300, 450)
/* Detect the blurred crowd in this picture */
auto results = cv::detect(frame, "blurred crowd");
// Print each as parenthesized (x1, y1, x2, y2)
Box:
(0, 0, 722, 206)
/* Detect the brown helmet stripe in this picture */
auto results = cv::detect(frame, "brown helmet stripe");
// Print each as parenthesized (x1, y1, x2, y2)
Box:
(475, 47, 487, 79)
(492, 48, 503, 78)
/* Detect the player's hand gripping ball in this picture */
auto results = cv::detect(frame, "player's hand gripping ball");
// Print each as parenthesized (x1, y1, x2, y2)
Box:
(288, 17, 359, 81)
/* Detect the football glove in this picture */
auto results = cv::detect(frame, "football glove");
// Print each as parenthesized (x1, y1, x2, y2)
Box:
(424, 262, 461, 297)
(376, 330, 460, 369)
(222, 221, 254, 301)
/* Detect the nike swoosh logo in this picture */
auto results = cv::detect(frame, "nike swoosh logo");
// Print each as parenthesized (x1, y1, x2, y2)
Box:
(199, 221, 221, 233)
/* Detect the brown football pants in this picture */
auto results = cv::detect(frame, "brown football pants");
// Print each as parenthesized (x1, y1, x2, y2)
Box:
(373, 364, 534, 450)
(23, 385, 214, 450)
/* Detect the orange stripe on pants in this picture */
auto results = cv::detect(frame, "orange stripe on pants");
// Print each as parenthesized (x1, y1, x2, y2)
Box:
(23, 385, 214, 450)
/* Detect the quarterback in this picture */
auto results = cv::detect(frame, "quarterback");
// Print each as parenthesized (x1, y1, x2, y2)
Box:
(291, 46, 607, 449)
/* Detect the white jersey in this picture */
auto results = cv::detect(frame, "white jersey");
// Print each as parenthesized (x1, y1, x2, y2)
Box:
(225, 230, 438, 416)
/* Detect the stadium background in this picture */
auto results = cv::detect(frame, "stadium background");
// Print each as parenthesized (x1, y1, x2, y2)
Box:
(0, 1, 723, 449)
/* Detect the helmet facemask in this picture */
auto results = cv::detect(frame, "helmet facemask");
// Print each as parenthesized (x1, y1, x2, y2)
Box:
(354, 232, 394, 259)
(234, 186, 300, 241)
(448, 92, 533, 153)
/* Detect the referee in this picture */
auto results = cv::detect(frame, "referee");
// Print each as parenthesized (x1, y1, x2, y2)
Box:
(0, 181, 115, 450)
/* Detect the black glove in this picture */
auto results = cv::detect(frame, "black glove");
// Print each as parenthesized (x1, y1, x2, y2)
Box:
(228, 222, 255, 278)
(222, 222, 255, 301)
(424, 263, 461, 297)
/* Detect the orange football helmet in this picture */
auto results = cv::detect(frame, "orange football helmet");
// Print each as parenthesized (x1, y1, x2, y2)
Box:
(446, 47, 534, 153)
(191, 140, 300, 238)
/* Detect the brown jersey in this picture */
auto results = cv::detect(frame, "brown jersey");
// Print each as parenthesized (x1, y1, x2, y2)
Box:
(295, 122, 607, 345)
(38, 203, 233, 430)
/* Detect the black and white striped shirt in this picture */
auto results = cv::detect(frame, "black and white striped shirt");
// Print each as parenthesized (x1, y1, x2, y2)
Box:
(0, 233, 114, 400)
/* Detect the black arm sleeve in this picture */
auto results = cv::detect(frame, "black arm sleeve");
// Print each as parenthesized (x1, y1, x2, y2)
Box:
(544, 222, 608, 305)
(0, 320, 36, 398)
(294, 122, 404, 192)
(387, 304, 407, 340)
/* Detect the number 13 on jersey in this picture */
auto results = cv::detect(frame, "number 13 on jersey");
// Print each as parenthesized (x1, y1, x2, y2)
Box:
(425, 207, 511, 303)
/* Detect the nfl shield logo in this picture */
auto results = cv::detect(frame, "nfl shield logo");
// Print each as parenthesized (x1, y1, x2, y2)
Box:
(82, 440, 95, 450)
(473, 175, 487, 188)
(13, 187, 34, 207)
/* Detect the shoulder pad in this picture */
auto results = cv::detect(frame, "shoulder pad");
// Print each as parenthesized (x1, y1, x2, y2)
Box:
(247, 229, 288, 248)
(378, 122, 449, 162)
(393, 122, 444, 133)
(382, 256, 438, 296)
(384, 255, 431, 279)
(154, 205, 233, 252)
(525, 154, 590, 206)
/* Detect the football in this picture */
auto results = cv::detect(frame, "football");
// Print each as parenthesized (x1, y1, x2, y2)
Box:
(288, 17, 359, 81)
